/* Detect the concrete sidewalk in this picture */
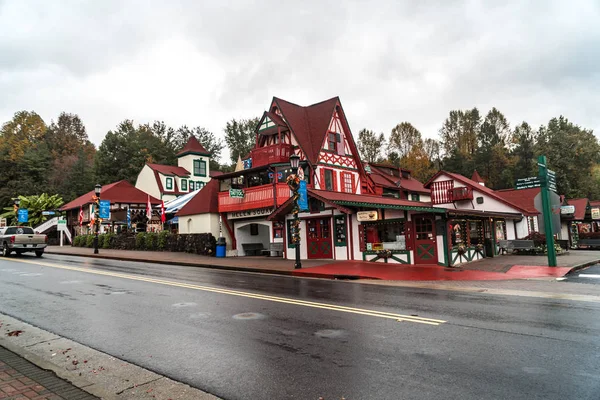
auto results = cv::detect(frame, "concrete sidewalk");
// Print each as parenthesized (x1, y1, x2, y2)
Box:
(44, 246, 600, 281)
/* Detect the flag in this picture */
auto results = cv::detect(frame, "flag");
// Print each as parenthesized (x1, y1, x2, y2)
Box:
(78, 206, 84, 227)
(147, 195, 152, 222)
(89, 205, 95, 227)
(160, 201, 166, 223)
(126, 208, 131, 228)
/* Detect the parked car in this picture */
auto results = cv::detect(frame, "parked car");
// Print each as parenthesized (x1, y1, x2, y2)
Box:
(0, 226, 48, 257)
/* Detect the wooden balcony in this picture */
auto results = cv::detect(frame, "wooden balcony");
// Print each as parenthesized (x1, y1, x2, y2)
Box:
(450, 187, 473, 201)
(219, 183, 291, 213)
(250, 143, 293, 168)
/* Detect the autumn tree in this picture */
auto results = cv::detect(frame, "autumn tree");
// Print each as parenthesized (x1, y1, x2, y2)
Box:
(423, 138, 441, 170)
(512, 122, 537, 179)
(224, 117, 260, 164)
(357, 129, 385, 163)
(388, 122, 423, 158)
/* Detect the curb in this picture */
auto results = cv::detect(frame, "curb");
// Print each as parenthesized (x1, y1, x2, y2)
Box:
(564, 259, 599, 276)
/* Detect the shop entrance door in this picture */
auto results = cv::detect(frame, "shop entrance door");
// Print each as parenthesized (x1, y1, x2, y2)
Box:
(413, 216, 437, 264)
(306, 218, 333, 259)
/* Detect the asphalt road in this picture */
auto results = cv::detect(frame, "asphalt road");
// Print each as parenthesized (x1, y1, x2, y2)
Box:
(1, 254, 599, 400)
(565, 264, 600, 285)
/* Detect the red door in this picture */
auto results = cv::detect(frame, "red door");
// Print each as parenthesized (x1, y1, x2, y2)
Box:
(306, 218, 333, 259)
(413, 216, 437, 264)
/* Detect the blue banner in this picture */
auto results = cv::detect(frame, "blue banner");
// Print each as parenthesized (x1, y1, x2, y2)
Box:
(99, 200, 111, 219)
(17, 209, 28, 223)
(298, 180, 308, 212)
(126, 208, 131, 228)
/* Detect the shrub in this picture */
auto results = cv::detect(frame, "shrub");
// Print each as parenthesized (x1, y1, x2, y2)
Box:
(73, 235, 81, 247)
(97, 234, 106, 249)
(103, 233, 114, 249)
(145, 232, 157, 250)
(158, 230, 170, 250)
(86, 235, 95, 248)
(135, 232, 146, 249)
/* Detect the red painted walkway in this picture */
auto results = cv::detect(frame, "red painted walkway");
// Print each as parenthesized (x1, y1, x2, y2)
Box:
(292, 261, 572, 281)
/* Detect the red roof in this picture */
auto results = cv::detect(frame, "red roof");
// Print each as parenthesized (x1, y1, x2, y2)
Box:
(589, 200, 600, 207)
(308, 189, 435, 208)
(176, 179, 219, 216)
(368, 165, 429, 194)
(496, 188, 540, 214)
(274, 97, 339, 164)
(210, 170, 224, 177)
(61, 180, 161, 211)
(177, 136, 210, 156)
(567, 198, 589, 220)
(147, 163, 190, 177)
(471, 170, 485, 184)
(424, 171, 535, 215)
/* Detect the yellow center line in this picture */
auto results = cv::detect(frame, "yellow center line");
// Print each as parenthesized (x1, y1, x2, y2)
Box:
(4, 258, 447, 326)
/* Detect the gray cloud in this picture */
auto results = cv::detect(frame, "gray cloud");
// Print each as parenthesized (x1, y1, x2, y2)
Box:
(1, 0, 599, 156)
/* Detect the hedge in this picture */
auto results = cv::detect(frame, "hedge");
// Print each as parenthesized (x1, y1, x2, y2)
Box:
(72, 232, 216, 256)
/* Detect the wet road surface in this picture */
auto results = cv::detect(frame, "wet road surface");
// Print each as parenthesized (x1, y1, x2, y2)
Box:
(1, 254, 599, 400)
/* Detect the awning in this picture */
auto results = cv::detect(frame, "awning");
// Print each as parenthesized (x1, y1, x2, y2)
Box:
(164, 190, 200, 214)
(333, 200, 446, 213)
(167, 216, 179, 224)
(446, 209, 523, 220)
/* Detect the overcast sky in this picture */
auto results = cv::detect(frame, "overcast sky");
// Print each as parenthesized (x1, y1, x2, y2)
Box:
(1, 0, 599, 160)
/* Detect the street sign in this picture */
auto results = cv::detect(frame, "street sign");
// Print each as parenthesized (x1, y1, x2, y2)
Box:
(298, 180, 308, 212)
(229, 188, 245, 198)
(99, 200, 111, 219)
(560, 205, 575, 214)
(17, 209, 28, 223)
(42, 211, 56, 216)
(537, 155, 557, 266)
(515, 176, 541, 189)
(57, 219, 67, 231)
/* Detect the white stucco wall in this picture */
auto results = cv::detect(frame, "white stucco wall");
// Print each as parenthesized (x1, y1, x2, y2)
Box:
(506, 220, 516, 240)
(178, 154, 211, 185)
(419, 194, 431, 202)
(514, 219, 530, 239)
(235, 219, 272, 256)
(560, 221, 569, 240)
(135, 165, 161, 199)
(178, 213, 232, 248)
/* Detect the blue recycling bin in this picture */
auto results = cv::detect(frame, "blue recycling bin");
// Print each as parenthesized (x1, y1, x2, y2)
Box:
(216, 237, 226, 258)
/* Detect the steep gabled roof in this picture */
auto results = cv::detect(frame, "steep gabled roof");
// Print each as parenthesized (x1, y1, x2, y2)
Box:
(567, 198, 590, 220)
(273, 97, 339, 164)
(177, 135, 211, 157)
(496, 188, 540, 214)
(61, 180, 161, 211)
(424, 170, 535, 215)
(176, 179, 219, 216)
(147, 163, 190, 177)
(368, 164, 429, 194)
(471, 170, 485, 184)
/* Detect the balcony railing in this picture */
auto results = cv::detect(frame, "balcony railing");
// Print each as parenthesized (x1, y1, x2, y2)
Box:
(219, 183, 291, 213)
(450, 187, 473, 201)
(250, 143, 293, 168)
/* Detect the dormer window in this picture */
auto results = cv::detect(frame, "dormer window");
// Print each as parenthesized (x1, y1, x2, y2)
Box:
(166, 177, 173, 190)
(328, 133, 338, 152)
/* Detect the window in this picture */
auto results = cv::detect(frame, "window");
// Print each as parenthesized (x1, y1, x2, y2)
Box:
(450, 219, 483, 247)
(410, 193, 420, 201)
(364, 220, 406, 251)
(197, 181, 204, 189)
(189, 181, 194, 191)
(342, 172, 353, 193)
(273, 221, 284, 239)
(194, 159, 207, 177)
(166, 177, 173, 190)
(181, 179, 187, 191)
(328, 132, 337, 151)
(324, 169, 334, 191)
(250, 223, 259, 236)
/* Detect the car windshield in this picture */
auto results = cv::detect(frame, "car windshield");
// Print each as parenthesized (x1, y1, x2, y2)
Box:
(5, 227, 35, 235)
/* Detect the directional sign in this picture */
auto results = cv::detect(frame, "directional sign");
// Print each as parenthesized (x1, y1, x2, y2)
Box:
(57, 219, 68, 231)
(516, 176, 541, 189)
(99, 200, 111, 219)
(42, 211, 56, 216)
(17, 209, 28, 223)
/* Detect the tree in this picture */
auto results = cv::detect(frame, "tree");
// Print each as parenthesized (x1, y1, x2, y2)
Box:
(0, 193, 64, 226)
(401, 145, 437, 183)
(0, 111, 47, 162)
(357, 129, 385, 163)
(389, 122, 423, 158)
(176, 126, 225, 170)
(439, 108, 480, 156)
(224, 117, 260, 164)
(512, 122, 537, 179)
(423, 138, 441, 170)
(475, 108, 511, 188)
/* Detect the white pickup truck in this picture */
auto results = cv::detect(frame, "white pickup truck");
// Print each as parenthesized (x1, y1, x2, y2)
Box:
(0, 226, 48, 257)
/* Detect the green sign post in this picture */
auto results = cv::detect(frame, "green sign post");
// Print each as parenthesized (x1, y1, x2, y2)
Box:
(538, 155, 557, 267)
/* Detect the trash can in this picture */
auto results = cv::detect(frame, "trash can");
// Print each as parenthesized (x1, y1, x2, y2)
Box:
(216, 237, 226, 258)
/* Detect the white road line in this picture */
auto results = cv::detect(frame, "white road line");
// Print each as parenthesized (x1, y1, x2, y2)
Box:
(578, 274, 600, 279)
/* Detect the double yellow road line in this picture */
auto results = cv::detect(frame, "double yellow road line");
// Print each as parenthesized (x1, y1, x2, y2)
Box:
(5, 258, 447, 326)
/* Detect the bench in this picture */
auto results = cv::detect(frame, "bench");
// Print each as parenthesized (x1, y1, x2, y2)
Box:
(269, 242, 284, 257)
(499, 240, 537, 254)
(242, 243, 264, 256)
(576, 239, 600, 249)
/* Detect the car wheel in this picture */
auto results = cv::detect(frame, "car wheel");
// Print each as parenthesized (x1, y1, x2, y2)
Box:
(35, 250, 44, 258)
(2, 243, 11, 257)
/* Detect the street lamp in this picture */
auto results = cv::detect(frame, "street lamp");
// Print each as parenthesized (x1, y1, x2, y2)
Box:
(93, 184, 102, 254)
(287, 154, 302, 269)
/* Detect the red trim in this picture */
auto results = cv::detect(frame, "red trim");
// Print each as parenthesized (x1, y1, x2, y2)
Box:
(221, 213, 236, 249)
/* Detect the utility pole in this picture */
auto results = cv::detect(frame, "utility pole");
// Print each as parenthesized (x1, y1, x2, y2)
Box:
(538, 155, 557, 267)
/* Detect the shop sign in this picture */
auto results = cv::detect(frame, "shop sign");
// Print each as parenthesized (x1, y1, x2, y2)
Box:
(357, 210, 379, 222)
(228, 208, 274, 220)
(592, 208, 600, 220)
(560, 205, 575, 215)
(229, 188, 245, 198)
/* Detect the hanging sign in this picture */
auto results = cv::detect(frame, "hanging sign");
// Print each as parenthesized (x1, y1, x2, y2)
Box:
(592, 208, 600, 220)
(298, 180, 308, 212)
(57, 219, 68, 231)
(560, 205, 575, 215)
(99, 200, 111, 219)
(229, 188, 245, 198)
(515, 176, 541, 189)
(357, 210, 379, 222)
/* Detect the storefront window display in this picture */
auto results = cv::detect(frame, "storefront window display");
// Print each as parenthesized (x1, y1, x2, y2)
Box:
(450, 219, 484, 248)
(495, 221, 506, 241)
(363, 220, 406, 251)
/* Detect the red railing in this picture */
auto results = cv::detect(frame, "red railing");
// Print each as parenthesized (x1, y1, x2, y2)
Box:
(250, 143, 293, 167)
(218, 183, 291, 213)
(450, 187, 473, 201)
(431, 180, 473, 204)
